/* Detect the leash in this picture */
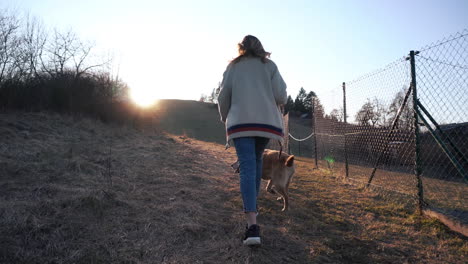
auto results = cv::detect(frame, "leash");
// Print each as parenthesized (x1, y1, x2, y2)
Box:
(278, 140, 282, 160)
(278, 105, 285, 160)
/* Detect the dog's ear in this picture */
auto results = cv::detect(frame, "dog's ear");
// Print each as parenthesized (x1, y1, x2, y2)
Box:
(285, 155, 294, 167)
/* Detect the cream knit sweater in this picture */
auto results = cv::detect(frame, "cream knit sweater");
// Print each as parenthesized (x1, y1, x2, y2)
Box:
(217, 57, 287, 144)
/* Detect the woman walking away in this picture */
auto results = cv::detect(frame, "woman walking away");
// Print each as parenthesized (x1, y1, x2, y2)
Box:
(217, 35, 287, 246)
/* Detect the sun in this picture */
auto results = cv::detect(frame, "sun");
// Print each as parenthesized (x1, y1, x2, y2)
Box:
(130, 87, 158, 107)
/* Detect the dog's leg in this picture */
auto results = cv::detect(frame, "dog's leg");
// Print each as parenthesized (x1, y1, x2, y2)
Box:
(266, 180, 277, 194)
(265, 180, 272, 192)
(283, 192, 289, 212)
(275, 187, 289, 211)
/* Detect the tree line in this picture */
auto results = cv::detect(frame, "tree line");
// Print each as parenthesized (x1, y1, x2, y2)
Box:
(0, 9, 142, 124)
(200, 86, 327, 117)
(201, 71, 412, 130)
(284, 86, 413, 130)
(353, 88, 413, 129)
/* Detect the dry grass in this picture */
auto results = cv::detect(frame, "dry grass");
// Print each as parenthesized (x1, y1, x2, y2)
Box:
(287, 111, 467, 221)
(154, 100, 226, 144)
(0, 111, 466, 263)
(319, 160, 468, 217)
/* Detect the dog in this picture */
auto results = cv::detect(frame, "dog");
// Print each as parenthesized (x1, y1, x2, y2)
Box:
(231, 149, 296, 211)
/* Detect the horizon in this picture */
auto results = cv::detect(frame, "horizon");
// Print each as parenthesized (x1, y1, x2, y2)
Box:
(2, 0, 467, 110)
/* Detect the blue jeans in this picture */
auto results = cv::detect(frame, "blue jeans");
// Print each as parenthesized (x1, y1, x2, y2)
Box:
(233, 137, 270, 212)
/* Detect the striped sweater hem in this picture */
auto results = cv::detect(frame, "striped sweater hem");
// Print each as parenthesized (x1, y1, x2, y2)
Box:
(227, 123, 283, 137)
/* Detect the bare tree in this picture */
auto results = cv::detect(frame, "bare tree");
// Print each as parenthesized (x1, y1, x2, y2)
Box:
(355, 99, 373, 125)
(40, 28, 107, 79)
(10, 13, 48, 81)
(22, 14, 47, 79)
(42, 28, 76, 77)
(73, 40, 108, 79)
(0, 11, 20, 84)
(0, 7, 131, 119)
(371, 97, 387, 127)
(355, 97, 388, 127)
(330, 108, 344, 122)
(387, 87, 413, 130)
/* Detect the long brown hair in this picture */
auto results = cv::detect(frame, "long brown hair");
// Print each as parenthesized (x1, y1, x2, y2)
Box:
(231, 35, 271, 64)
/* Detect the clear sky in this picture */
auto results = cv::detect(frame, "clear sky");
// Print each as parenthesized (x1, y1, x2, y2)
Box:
(2, 0, 467, 107)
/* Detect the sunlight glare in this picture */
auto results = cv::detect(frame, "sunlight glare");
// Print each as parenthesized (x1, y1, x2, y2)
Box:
(130, 87, 158, 107)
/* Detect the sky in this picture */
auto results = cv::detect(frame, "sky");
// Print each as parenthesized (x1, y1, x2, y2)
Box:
(2, 0, 467, 109)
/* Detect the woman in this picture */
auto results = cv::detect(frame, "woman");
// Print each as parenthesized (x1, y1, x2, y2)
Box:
(217, 35, 287, 246)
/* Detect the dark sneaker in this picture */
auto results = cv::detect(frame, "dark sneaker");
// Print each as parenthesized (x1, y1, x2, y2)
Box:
(243, 224, 261, 246)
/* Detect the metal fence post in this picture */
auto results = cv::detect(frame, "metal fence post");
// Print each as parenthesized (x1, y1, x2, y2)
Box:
(343, 82, 349, 178)
(410, 50, 424, 214)
(284, 113, 290, 154)
(312, 96, 318, 168)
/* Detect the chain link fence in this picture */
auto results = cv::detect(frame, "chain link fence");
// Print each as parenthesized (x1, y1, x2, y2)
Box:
(289, 29, 467, 236)
(416, 31, 468, 231)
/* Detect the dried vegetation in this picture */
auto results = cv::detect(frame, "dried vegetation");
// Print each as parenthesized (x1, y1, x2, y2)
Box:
(0, 111, 466, 263)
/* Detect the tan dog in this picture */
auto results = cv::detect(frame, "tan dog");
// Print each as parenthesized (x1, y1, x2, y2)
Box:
(262, 149, 295, 211)
(231, 149, 296, 211)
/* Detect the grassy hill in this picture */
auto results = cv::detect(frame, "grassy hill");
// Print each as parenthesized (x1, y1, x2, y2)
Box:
(0, 109, 466, 263)
(155, 99, 226, 144)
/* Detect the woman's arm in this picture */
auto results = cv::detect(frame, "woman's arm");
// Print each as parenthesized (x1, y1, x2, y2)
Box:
(217, 65, 233, 122)
(271, 64, 287, 106)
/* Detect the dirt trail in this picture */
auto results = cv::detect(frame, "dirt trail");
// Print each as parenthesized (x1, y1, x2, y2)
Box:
(0, 112, 466, 263)
(175, 138, 467, 264)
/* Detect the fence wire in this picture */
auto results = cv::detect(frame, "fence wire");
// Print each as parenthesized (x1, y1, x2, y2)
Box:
(320, 57, 417, 198)
(416, 30, 468, 223)
(289, 29, 468, 231)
